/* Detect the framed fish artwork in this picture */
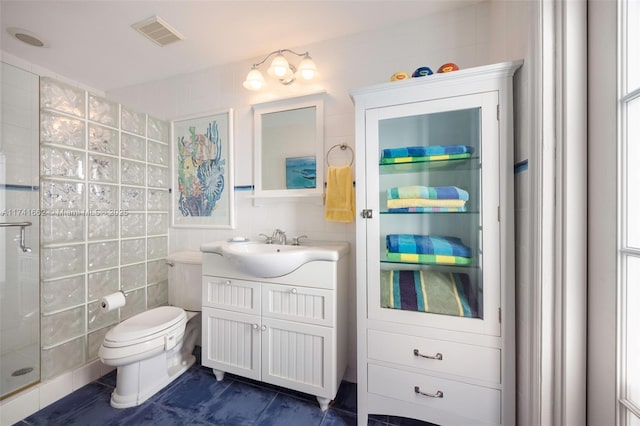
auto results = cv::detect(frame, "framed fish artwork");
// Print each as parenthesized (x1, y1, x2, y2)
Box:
(171, 109, 235, 228)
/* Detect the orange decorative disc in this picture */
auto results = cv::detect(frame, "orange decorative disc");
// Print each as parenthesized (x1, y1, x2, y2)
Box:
(437, 63, 460, 73)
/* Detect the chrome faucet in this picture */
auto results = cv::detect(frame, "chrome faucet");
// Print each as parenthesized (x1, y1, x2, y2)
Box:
(291, 235, 308, 246)
(273, 229, 287, 245)
(259, 233, 274, 244)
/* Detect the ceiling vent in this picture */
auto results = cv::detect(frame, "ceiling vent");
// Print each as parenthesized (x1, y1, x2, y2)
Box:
(131, 16, 184, 47)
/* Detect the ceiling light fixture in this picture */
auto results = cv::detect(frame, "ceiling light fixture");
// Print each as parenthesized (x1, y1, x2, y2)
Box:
(7, 27, 46, 47)
(243, 49, 317, 91)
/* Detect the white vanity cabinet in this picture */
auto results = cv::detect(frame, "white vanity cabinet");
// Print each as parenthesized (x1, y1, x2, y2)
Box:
(351, 61, 521, 426)
(200, 246, 349, 411)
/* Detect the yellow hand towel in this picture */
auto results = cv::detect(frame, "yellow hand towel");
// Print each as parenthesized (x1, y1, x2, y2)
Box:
(324, 165, 355, 223)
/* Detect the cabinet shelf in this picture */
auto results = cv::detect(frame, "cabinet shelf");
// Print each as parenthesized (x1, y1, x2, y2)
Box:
(379, 156, 480, 174)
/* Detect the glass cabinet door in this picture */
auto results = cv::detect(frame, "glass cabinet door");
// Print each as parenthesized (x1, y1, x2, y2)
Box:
(365, 91, 501, 336)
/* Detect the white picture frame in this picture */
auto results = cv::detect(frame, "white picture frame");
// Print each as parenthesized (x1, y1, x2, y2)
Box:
(171, 109, 235, 228)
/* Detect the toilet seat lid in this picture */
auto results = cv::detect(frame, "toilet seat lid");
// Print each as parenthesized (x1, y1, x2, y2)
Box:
(105, 306, 186, 343)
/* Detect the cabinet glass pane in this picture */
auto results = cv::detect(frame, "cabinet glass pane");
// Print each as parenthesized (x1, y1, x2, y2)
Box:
(378, 108, 483, 320)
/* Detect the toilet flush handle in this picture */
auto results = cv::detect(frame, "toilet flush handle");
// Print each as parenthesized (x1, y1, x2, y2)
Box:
(165, 333, 178, 350)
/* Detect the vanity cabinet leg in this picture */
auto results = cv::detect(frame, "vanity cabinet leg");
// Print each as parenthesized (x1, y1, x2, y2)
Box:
(212, 369, 225, 381)
(316, 396, 331, 411)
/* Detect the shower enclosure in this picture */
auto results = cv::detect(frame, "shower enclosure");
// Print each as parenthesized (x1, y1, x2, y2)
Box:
(1, 62, 41, 399)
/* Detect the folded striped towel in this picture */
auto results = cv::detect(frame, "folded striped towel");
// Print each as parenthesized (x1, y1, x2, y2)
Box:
(387, 198, 466, 209)
(380, 270, 478, 317)
(386, 234, 472, 258)
(386, 251, 472, 265)
(380, 152, 471, 164)
(381, 145, 474, 159)
(387, 186, 469, 201)
(388, 207, 467, 213)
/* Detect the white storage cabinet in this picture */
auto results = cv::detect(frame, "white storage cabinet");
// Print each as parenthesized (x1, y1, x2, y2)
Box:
(351, 61, 522, 426)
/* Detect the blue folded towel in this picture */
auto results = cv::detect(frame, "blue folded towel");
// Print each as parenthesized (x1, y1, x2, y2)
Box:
(381, 145, 474, 159)
(386, 186, 469, 201)
(386, 234, 472, 258)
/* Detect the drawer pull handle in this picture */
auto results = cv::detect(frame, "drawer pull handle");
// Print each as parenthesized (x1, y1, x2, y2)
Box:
(414, 386, 444, 398)
(413, 349, 443, 360)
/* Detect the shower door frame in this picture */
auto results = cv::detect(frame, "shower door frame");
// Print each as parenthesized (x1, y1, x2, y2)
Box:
(0, 62, 41, 400)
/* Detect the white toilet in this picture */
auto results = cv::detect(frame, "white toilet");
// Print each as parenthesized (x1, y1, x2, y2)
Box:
(98, 251, 202, 408)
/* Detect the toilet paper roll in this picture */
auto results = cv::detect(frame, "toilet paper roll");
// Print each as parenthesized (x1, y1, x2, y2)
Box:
(100, 291, 126, 312)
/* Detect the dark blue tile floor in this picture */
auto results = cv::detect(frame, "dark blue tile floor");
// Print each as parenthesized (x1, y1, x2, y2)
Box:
(17, 348, 435, 426)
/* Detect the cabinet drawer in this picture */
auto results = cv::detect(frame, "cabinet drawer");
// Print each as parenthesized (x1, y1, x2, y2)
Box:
(368, 364, 501, 425)
(203, 276, 260, 315)
(261, 283, 334, 327)
(368, 329, 501, 384)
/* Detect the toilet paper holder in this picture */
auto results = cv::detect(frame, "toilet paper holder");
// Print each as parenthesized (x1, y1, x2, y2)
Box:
(100, 290, 127, 310)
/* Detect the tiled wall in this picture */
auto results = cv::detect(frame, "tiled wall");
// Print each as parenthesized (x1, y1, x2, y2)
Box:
(39, 78, 170, 380)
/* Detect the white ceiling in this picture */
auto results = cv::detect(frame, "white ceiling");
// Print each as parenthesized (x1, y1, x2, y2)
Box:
(0, 1, 478, 92)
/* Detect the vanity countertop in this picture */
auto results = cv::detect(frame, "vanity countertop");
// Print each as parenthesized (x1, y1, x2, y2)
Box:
(200, 239, 350, 259)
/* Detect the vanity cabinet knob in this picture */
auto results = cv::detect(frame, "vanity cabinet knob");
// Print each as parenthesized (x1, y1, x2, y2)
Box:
(261, 325, 267, 331)
(252, 323, 259, 330)
(226, 280, 231, 285)
(291, 288, 298, 294)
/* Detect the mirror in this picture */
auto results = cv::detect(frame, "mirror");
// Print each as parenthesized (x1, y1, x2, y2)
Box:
(253, 92, 325, 198)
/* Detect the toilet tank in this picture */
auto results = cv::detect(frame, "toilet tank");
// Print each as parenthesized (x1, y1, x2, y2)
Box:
(167, 251, 202, 311)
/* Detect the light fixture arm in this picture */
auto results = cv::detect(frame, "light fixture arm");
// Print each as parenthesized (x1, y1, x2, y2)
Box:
(250, 49, 310, 69)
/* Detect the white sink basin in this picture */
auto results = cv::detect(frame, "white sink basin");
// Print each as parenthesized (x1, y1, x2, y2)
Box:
(201, 240, 348, 278)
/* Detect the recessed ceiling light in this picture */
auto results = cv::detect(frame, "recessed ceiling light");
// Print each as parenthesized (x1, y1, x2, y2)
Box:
(7, 27, 47, 47)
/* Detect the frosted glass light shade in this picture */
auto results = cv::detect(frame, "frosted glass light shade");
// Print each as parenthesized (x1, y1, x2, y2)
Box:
(297, 56, 317, 80)
(269, 54, 290, 78)
(244, 50, 320, 90)
(243, 68, 265, 90)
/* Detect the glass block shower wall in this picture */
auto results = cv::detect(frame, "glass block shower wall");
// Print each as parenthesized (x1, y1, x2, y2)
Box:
(39, 78, 170, 380)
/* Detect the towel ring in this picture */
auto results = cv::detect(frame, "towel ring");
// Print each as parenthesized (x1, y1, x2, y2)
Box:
(326, 143, 354, 167)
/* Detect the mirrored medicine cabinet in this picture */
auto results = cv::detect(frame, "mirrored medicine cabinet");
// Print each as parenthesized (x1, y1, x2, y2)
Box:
(252, 92, 325, 199)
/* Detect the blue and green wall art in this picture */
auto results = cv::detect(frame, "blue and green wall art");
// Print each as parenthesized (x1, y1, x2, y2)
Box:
(177, 121, 225, 216)
(286, 156, 316, 189)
